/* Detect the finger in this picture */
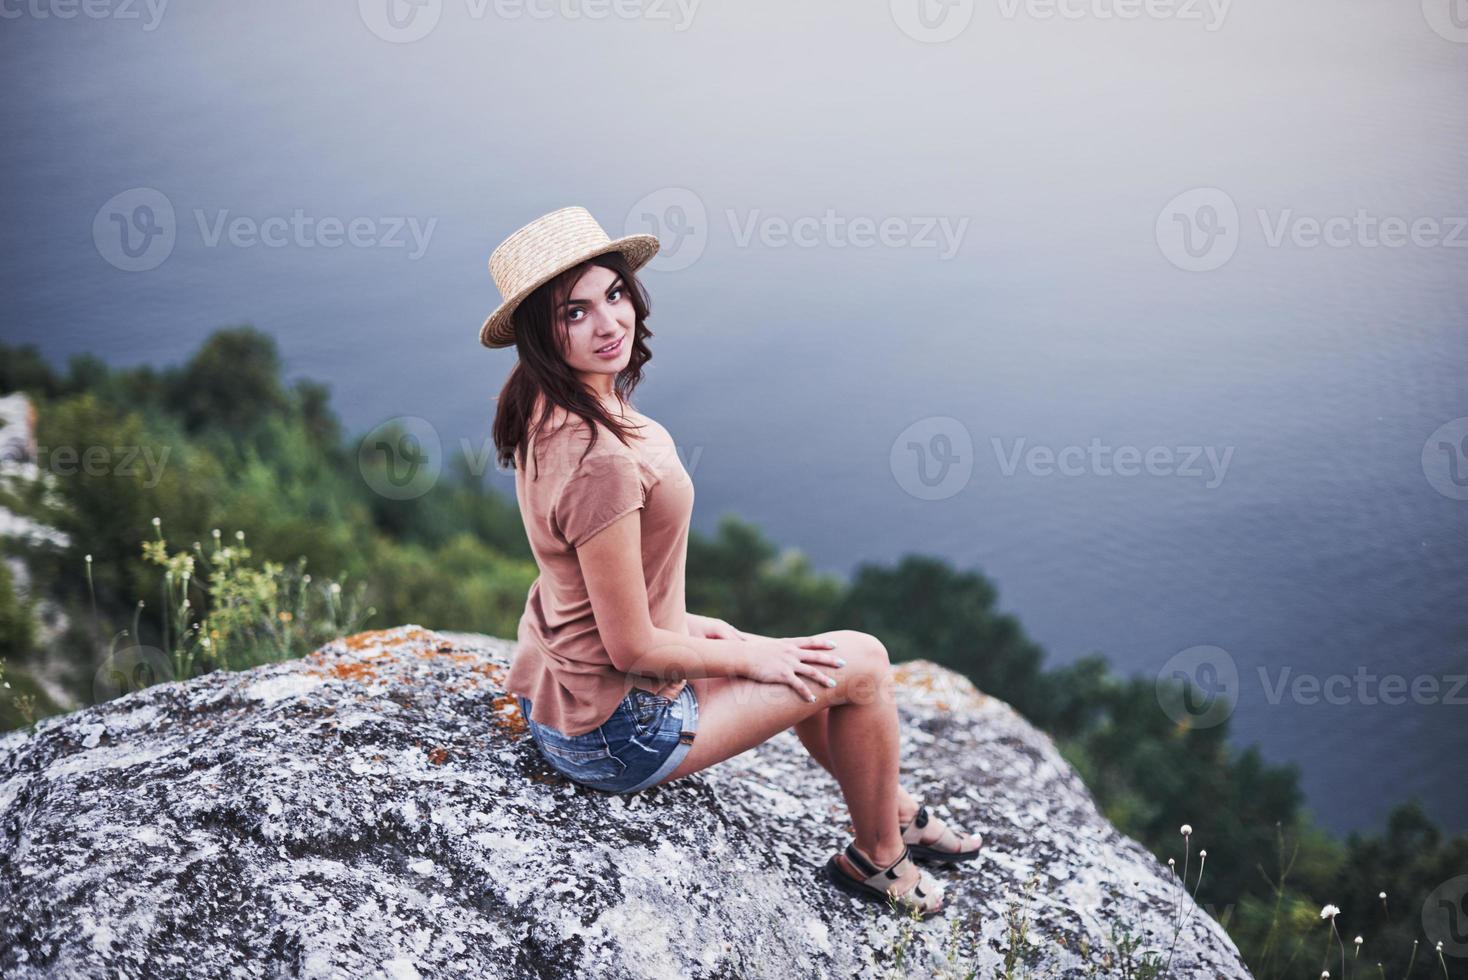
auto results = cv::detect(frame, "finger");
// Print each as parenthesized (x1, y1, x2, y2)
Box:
(799, 636, 838, 650)
(789, 674, 816, 703)
(802, 666, 837, 689)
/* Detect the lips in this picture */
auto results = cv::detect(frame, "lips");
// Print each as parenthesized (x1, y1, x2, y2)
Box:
(594, 336, 624, 357)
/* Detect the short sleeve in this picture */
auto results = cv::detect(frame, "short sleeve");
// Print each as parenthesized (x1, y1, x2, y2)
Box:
(553, 451, 646, 548)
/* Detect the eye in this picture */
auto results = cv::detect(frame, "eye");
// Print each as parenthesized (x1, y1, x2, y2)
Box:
(566, 308, 585, 322)
(608, 287, 623, 302)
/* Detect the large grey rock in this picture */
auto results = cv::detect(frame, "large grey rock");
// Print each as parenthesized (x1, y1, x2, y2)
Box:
(0, 625, 1251, 978)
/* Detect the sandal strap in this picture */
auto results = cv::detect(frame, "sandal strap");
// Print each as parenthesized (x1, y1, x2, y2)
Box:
(902, 804, 976, 851)
(843, 843, 944, 910)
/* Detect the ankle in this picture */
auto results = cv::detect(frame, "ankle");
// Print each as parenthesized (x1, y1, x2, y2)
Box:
(856, 837, 906, 868)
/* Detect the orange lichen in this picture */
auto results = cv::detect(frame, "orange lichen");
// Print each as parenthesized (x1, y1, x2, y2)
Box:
(427, 746, 449, 766)
(341, 627, 436, 652)
(329, 662, 379, 683)
(487, 691, 529, 738)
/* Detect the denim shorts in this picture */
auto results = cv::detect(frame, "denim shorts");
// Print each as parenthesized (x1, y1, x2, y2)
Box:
(516, 684, 699, 794)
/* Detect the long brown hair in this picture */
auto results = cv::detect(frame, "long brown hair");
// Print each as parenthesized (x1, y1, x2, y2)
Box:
(491, 251, 655, 479)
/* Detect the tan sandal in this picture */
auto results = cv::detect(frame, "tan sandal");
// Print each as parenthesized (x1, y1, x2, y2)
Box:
(824, 842, 945, 918)
(901, 804, 984, 864)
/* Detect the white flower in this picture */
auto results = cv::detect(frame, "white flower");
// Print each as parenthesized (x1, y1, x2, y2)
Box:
(235, 530, 244, 541)
(1320, 904, 1341, 920)
(1354, 936, 1363, 945)
(1180, 824, 1192, 836)
(1378, 891, 1386, 900)
(330, 582, 341, 595)
(212, 528, 221, 538)
(85, 554, 92, 563)
(151, 516, 161, 527)
(1199, 849, 1207, 858)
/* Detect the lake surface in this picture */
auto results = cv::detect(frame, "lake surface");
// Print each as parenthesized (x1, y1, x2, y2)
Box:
(2, 0, 1465, 836)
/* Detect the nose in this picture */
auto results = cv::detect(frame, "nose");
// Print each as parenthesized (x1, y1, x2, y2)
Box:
(592, 305, 623, 337)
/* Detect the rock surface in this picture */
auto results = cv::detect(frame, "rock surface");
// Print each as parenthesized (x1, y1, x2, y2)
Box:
(0, 625, 1252, 978)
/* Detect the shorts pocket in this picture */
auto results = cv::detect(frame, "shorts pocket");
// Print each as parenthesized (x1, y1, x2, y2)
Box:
(532, 723, 627, 784)
(625, 688, 674, 735)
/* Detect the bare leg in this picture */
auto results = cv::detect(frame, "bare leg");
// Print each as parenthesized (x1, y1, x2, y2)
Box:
(659, 630, 930, 897)
(792, 708, 920, 824)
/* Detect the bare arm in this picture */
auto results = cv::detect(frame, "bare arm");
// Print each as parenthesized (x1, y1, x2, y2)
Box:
(576, 510, 841, 695)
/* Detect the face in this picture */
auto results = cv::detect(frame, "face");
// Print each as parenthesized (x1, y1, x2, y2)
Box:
(555, 263, 634, 384)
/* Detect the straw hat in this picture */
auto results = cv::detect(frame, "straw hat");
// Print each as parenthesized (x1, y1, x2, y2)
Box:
(478, 206, 660, 349)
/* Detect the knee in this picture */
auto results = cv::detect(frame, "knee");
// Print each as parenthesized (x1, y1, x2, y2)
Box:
(826, 630, 892, 702)
(828, 630, 889, 673)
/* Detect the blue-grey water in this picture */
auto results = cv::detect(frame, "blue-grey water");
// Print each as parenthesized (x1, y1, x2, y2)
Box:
(2, 1, 1465, 837)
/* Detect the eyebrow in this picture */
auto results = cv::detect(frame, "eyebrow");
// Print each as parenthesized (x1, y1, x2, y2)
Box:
(558, 276, 625, 311)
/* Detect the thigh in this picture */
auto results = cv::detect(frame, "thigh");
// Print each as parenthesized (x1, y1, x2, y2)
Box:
(654, 674, 829, 785)
(656, 625, 872, 785)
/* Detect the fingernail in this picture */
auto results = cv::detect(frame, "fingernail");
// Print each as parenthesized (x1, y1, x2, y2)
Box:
(837, 658, 847, 667)
(826, 678, 837, 687)
(809, 695, 817, 702)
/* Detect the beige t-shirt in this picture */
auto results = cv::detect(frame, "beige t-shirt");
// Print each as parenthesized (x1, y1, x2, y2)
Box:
(504, 402, 695, 736)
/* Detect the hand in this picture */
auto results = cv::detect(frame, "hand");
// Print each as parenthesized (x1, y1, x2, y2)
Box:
(737, 635, 846, 703)
(686, 613, 747, 641)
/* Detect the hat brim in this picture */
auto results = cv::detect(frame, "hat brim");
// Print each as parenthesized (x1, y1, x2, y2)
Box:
(478, 234, 661, 349)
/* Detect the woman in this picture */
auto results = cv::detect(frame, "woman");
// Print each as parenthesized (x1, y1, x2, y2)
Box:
(482, 206, 983, 918)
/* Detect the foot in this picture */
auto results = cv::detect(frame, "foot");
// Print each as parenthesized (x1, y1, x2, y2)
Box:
(901, 804, 984, 863)
(829, 842, 944, 917)
(834, 844, 912, 890)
